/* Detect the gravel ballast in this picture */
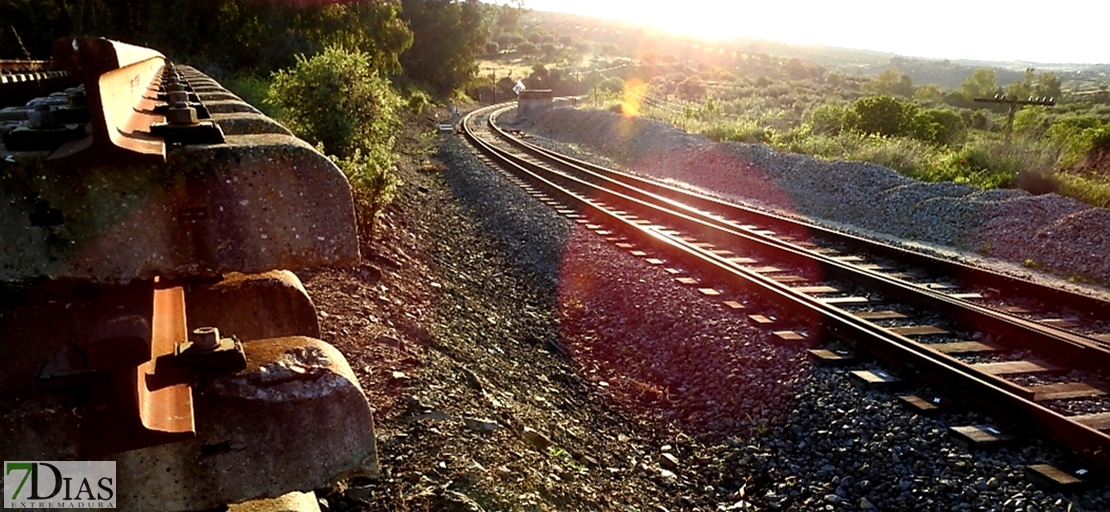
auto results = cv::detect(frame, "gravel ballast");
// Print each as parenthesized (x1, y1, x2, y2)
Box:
(526, 108, 1110, 290)
(303, 114, 1109, 510)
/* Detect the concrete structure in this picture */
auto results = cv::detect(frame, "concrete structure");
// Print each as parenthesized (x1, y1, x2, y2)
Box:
(517, 89, 554, 121)
(0, 47, 374, 512)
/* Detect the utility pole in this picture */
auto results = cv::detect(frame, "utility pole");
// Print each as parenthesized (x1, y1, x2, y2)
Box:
(973, 94, 1056, 145)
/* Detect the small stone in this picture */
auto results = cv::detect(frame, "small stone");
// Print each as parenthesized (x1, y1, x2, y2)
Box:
(462, 368, 484, 391)
(824, 494, 842, 505)
(523, 427, 553, 450)
(344, 486, 372, 502)
(391, 370, 409, 380)
(659, 468, 677, 479)
(860, 497, 875, 509)
(404, 410, 448, 423)
(376, 336, 403, 349)
(463, 417, 498, 432)
(660, 452, 680, 470)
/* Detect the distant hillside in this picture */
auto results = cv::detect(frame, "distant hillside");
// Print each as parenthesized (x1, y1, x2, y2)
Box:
(524, 10, 1108, 93)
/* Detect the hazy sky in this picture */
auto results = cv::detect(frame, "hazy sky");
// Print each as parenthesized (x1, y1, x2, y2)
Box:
(504, 1, 1108, 64)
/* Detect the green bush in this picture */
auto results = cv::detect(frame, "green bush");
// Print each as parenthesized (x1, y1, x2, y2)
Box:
(405, 88, 434, 114)
(1045, 114, 1109, 167)
(845, 96, 919, 138)
(701, 120, 772, 144)
(330, 148, 402, 239)
(1055, 172, 1110, 207)
(595, 76, 626, 95)
(268, 44, 402, 159)
(928, 142, 1025, 188)
(807, 103, 848, 135)
(852, 136, 935, 176)
(267, 44, 403, 240)
(224, 75, 282, 119)
(914, 108, 966, 146)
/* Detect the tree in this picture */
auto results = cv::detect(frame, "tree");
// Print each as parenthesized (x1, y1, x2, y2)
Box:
(960, 68, 999, 100)
(845, 96, 919, 138)
(1035, 72, 1062, 100)
(399, 0, 489, 94)
(914, 84, 944, 103)
(1006, 68, 1036, 100)
(0, 0, 413, 75)
(676, 75, 707, 100)
(494, 1, 522, 31)
(863, 69, 914, 97)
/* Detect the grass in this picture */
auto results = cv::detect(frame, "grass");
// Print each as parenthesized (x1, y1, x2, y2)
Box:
(476, 59, 542, 82)
(222, 74, 283, 119)
(633, 96, 1110, 208)
(1053, 172, 1110, 207)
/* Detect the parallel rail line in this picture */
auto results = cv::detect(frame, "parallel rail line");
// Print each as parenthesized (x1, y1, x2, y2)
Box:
(461, 102, 1110, 472)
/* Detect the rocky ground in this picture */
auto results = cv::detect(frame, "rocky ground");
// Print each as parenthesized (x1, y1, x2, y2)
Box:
(295, 111, 1110, 511)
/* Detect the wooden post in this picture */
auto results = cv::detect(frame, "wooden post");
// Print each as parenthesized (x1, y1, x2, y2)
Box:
(974, 94, 1056, 145)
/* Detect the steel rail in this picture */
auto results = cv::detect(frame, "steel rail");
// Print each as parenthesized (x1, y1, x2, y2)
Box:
(482, 107, 1110, 371)
(461, 104, 1110, 470)
(499, 111, 1110, 319)
(48, 37, 167, 166)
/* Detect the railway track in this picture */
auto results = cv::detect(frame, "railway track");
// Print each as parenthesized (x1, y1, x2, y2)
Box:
(461, 102, 1110, 480)
(0, 58, 77, 107)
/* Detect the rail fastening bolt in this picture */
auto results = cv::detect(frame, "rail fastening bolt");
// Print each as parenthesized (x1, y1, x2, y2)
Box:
(166, 101, 199, 126)
(190, 327, 220, 350)
(168, 90, 189, 105)
(28, 105, 56, 129)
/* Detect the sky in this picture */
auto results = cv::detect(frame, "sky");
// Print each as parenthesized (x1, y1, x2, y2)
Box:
(503, 1, 1109, 64)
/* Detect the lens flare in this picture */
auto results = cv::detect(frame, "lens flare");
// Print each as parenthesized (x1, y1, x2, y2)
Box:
(621, 77, 648, 116)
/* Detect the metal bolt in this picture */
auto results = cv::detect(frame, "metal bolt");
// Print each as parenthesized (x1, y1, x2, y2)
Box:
(190, 327, 220, 350)
(168, 90, 189, 105)
(28, 105, 56, 129)
(67, 88, 87, 108)
(166, 102, 199, 126)
(165, 81, 185, 93)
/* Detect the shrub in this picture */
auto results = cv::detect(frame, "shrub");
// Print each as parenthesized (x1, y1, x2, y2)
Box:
(808, 103, 848, 135)
(914, 108, 966, 146)
(595, 76, 626, 95)
(267, 44, 402, 159)
(701, 120, 772, 144)
(330, 148, 402, 239)
(845, 96, 918, 138)
(928, 142, 1026, 188)
(267, 44, 404, 240)
(405, 88, 434, 114)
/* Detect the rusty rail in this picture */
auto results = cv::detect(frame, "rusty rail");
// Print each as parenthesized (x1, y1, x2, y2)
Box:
(48, 37, 168, 165)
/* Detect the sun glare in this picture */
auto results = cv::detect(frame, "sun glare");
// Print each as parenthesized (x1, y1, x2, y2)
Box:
(621, 78, 647, 116)
(515, 0, 1110, 64)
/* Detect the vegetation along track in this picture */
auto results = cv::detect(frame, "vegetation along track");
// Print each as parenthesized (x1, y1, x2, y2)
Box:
(462, 102, 1110, 474)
